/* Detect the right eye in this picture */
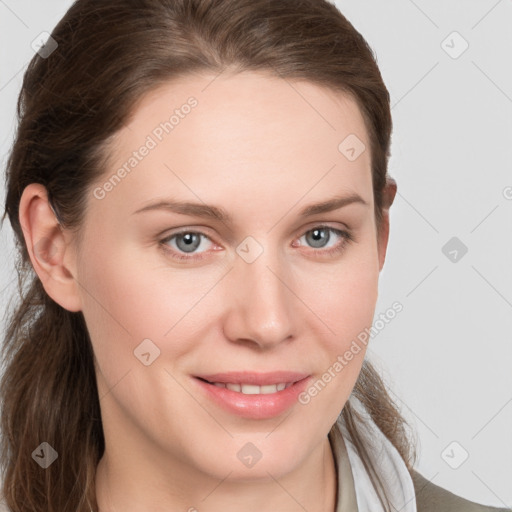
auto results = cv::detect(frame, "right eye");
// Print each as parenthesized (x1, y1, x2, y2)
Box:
(160, 230, 218, 261)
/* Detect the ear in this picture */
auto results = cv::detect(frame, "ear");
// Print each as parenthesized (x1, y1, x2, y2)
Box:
(377, 177, 397, 272)
(18, 183, 82, 312)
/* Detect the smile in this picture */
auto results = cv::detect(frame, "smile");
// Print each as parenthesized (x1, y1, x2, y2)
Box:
(193, 372, 312, 419)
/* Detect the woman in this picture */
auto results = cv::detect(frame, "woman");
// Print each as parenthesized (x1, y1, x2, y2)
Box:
(0, 0, 509, 511)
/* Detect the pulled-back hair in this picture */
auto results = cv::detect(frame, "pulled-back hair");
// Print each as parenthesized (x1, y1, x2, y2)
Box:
(1, 1, 416, 510)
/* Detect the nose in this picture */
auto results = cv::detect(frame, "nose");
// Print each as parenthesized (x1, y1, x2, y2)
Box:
(221, 246, 295, 350)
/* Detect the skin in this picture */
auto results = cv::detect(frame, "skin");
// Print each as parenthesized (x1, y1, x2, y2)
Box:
(19, 69, 396, 511)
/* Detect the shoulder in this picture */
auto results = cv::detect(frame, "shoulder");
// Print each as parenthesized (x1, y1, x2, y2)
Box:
(411, 469, 511, 512)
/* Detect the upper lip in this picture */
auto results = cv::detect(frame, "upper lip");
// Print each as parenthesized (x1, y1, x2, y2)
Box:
(194, 371, 310, 386)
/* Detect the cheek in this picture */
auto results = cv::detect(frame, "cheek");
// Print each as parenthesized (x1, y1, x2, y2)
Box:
(77, 245, 227, 364)
(296, 268, 377, 429)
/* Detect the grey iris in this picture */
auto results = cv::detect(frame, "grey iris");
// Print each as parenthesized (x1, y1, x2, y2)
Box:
(306, 228, 330, 248)
(176, 232, 202, 253)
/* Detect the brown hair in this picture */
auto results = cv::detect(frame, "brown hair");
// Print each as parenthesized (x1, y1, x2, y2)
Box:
(1, 0, 416, 510)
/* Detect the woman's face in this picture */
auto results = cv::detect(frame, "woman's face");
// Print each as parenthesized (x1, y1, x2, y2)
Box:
(71, 70, 388, 482)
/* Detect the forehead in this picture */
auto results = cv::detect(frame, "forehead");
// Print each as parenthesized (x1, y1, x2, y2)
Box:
(94, 70, 373, 220)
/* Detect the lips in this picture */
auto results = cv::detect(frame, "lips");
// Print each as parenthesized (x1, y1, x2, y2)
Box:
(193, 371, 311, 420)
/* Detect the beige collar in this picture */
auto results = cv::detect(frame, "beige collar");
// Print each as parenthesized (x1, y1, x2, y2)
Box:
(328, 424, 359, 512)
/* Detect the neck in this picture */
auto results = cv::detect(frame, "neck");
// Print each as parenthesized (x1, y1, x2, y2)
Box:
(95, 435, 337, 512)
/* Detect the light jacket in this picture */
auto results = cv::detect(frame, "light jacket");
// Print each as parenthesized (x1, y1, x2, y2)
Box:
(411, 470, 511, 512)
(329, 421, 511, 511)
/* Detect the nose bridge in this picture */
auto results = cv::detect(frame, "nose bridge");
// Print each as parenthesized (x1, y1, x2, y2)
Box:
(224, 240, 295, 347)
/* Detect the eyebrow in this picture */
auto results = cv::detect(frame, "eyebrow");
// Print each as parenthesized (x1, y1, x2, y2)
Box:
(132, 193, 368, 222)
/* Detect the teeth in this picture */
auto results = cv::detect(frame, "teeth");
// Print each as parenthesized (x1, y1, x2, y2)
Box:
(241, 384, 260, 394)
(211, 382, 293, 394)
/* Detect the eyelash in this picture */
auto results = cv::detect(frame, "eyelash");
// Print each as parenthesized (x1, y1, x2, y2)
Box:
(159, 225, 355, 262)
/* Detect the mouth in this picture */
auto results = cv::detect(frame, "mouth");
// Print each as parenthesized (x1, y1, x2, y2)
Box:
(192, 371, 311, 420)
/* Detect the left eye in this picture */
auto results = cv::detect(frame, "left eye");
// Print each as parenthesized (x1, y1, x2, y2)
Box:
(297, 226, 346, 250)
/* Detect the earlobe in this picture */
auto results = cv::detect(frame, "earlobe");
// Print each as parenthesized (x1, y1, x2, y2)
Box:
(18, 183, 83, 312)
(377, 177, 397, 271)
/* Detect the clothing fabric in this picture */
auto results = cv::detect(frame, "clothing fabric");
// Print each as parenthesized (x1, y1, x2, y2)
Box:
(328, 395, 511, 512)
(329, 395, 417, 512)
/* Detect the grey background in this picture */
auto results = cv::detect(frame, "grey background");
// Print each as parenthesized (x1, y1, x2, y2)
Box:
(0, 0, 511, 508)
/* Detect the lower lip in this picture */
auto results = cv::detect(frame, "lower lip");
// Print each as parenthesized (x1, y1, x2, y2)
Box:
(193, 376, 311, 420)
